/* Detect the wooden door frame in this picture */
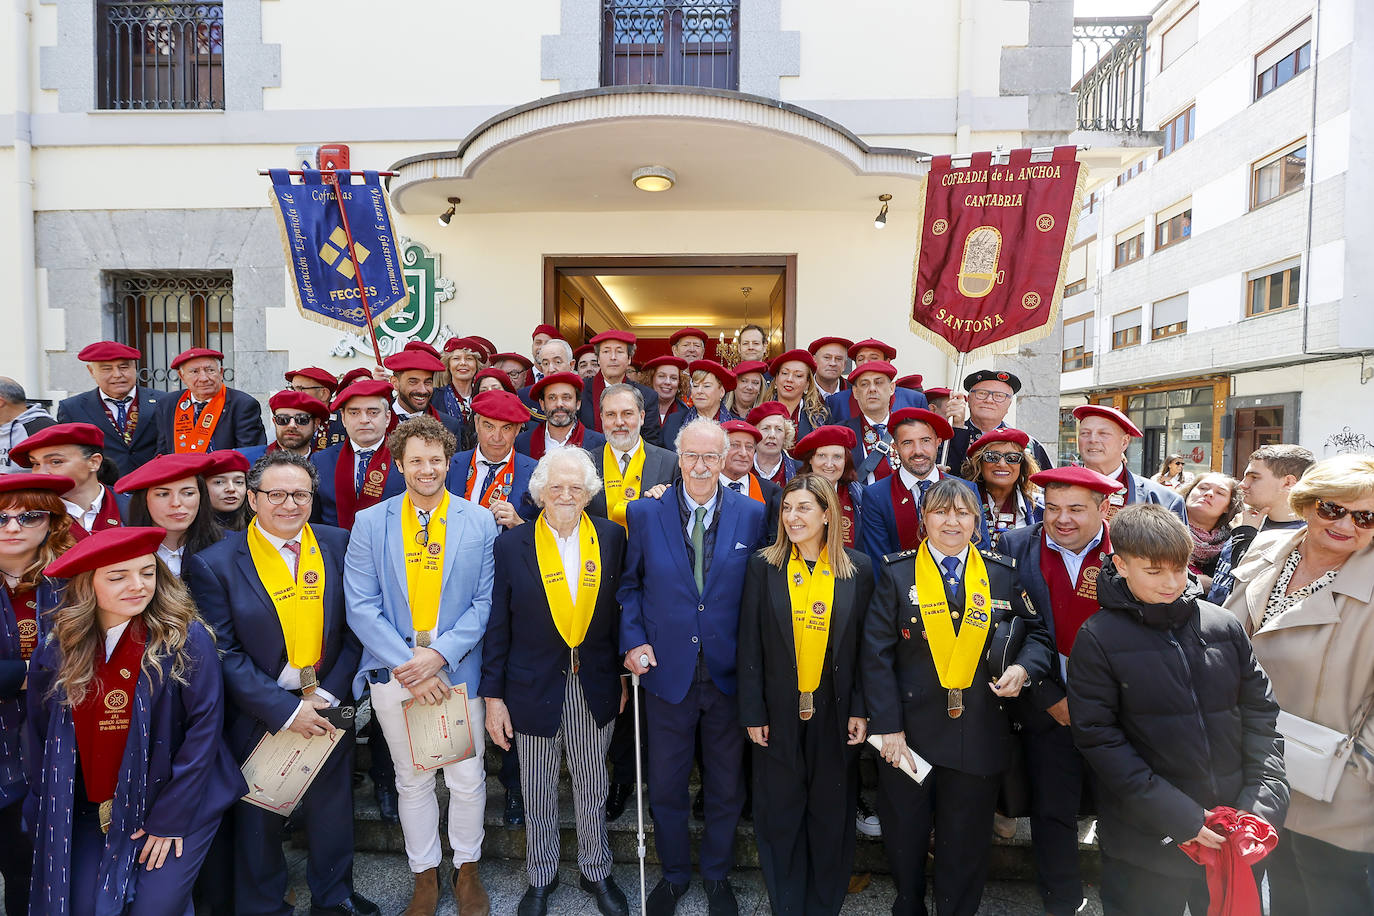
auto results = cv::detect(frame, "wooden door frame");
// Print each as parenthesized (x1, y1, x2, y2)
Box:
(1090, 374, 1229, 472)
(542, 254, 797, 350)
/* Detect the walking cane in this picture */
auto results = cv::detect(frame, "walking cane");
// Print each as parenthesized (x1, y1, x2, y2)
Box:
(633, 653, 650, 914)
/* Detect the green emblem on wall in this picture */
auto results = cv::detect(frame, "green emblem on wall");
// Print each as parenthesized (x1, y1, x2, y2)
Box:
(330, 237, 455, 359)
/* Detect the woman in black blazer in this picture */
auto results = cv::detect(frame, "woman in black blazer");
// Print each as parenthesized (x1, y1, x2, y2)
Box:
(737, 474, 874, 915)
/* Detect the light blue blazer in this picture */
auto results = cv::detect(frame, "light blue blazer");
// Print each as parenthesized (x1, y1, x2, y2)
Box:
(344, 489, 499, 698)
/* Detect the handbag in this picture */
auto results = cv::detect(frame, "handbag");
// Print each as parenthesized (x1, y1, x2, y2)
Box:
(986, 612, 1026, 680)
(1276, 694, 1374, 802)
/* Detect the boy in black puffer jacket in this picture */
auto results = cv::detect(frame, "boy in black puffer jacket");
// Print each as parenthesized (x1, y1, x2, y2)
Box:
(1068, 504, 1288, 916)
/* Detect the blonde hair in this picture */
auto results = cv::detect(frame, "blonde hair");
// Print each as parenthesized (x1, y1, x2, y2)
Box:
(1289, 454, 1374, 516)
(48, 557, 207, 706)
(763, 366, 829, 430)
(761, 475, 856, 579)
(0, 490, 76, 589)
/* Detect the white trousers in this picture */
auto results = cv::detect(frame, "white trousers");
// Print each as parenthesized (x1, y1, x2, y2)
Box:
(370, 676, 487, 872)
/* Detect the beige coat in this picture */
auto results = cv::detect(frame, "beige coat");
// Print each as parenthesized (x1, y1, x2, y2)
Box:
(1224, 527, 1374, 853)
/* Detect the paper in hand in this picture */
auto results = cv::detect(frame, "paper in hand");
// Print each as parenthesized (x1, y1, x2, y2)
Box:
(867, 734, 932, 784)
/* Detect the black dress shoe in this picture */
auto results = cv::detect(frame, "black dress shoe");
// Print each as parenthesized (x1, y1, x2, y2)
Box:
(605, 782, 632, 821)
(645, 878, 689, 916)
(517, 875, 559, 916)
(580, 874, 629, 916)
(703, 879, 739, 916)
(505, 786, 526, 826)
(373, 783, 399, 823)
(310, 892, 381, 916)
(692, 789, 704, 821)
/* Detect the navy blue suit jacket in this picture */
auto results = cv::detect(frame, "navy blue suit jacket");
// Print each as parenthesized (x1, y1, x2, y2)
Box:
(57, 386, 162, 475)
(449, 449, 540, 522)
(859, 472, 990, 560)
(513, 424, 606, 459)
(185, 525, 362, 758)
(154, 386, 267, 455)
(617, 484, 768, 704)
(578, 378, 663, 447)
(309, 440, 408, 527)
(825, 387, 928, 423)
(1123, 469, 1187, 520)
(480, 517, 627, 737)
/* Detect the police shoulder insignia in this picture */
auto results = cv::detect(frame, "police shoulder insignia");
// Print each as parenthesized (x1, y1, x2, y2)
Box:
(980, 547, 1016, 569)
(883, 548, 919, 565)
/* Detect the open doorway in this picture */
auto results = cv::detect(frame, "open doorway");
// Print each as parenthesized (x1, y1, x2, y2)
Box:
(542, 255, 795, 362)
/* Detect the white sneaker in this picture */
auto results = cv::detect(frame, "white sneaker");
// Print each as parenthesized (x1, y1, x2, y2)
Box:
(856, 795, 882, 837)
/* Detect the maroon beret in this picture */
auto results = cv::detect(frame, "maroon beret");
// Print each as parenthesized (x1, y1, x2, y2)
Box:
(471, 390, 531, 424)
(924, 386, 951, 399)
(847, 360, 897, 385)
(469, 336, 497, 360)
(733, 360, 768, 377)
(44, 526, 167, 579)
(202, 450, 250, 477)
(590, 330, 636, 347)
(491, 352, 534, 372)
(687, 360, 736, 392)
(794, 425, 858, 456)
(336, 367, 374, 390)
(115, 453, 215, 494)
(896, 374, 924, 391)
(768, 349, 817, 377)
(1030, 465, 1123, 495)
(807, 336, 853, 355)
(0, 473, 76, 497)
(403, 340, 443, 361)
(889, 408, 954, 441)
(532, 324, 561, 339)
(442, 336, 485, 355)
(329, 379, 393, 412)
(77, 341, 141, 362)
(848, 338, 897, 361)
(746, 402, 793, 427)
(531, 371, 584, 401)
(641, 356, 688, 375)
(968, 428, 1030, 453)
(670, 327, 709, 346)
(720, 420, 761, 442)
(573, 344, 595, 360)
(284, 367, 338, 392)
(1072, 404, 1143, 437)
(384, 350, 446, 374)
(10, 423, 105, 468)
(474, 368, 516, 393)
(268, 390, 330, 421)
(169, 347, 224, 369)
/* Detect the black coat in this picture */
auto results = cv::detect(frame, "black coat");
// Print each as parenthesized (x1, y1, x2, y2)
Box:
(586, 440, 679, 519)
(57, 386, 163, 475)
(154, 386, 267, 454)
(577, 378, 663, 448)
(1067, 561, 1288, 876)
(862, 544, 1054, 776)
(480, 517, 627, 738)
(737, 549, 874, 767)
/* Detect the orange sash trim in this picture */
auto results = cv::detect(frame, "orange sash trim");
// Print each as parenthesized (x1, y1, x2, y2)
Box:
(465, 452, 516, 508)
(746, 473, 765, 503)
(172, 386, 226, 453)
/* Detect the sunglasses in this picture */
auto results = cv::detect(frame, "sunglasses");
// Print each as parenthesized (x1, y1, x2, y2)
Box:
(272, 414, 315, 427)
(978, 451, 1024, 465)
(0, 510, 52, 529)
(1315, 499, 1374, 529)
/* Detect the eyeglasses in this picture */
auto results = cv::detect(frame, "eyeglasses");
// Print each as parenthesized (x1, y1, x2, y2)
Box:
(978, 451, 1024, 465)
(252, 489, 314, 506)
(272, 414, 315, 427)
(0, 510, 51, 529)
(288, 384, 328, 395)
(969, 389, 1013, 404)
(1314, 499, 1374, 529)
(680, 452, 724, 466)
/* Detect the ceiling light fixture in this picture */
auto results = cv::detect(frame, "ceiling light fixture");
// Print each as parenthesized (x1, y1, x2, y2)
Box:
(632, 166, 676, 192)
(437, 197, 460, 227)
(874, 193, 892, 229)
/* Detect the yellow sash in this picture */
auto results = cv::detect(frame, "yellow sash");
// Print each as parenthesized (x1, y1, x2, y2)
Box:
(786, 547, 836, 694)
(402, 490, 449, 634)
(913, 541, 993, 690)
(603, 443, 646, 529)
(534, 512, 601, 648)
(245, 519, 326, 670)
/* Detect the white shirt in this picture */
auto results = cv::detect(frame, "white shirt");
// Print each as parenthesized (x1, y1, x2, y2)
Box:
(543, 424, 575, 453)
(256, 525, 341, 727)
(860, 412, 892, 484)
(719, 473, 751, 494)
(103, 620, 131, 662)
(925, 542, 971, 579)
(754, 456, 783, 480)
(899, 465, 941, 496)
(102, 391, 135, 413)
(609, 440, 643, 474)
(816, 378, 842, 396)
(350, 437, 385, 480)
(681, 486, 720, 539)
(156, 543, 184, 577)
(541, 516, 583, 602)
(63, 486, 107, 533)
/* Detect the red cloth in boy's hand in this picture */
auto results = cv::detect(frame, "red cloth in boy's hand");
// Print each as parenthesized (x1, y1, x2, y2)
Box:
(1179, 806, 1278, 916)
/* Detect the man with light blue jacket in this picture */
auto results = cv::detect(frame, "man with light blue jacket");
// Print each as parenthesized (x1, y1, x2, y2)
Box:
(344, 415, 499, 916)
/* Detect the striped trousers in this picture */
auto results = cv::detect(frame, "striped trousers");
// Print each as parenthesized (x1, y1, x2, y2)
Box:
(514, 671, 616, 887)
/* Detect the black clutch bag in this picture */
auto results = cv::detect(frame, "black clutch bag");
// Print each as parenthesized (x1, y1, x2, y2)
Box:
(985, 612, 1026, 680)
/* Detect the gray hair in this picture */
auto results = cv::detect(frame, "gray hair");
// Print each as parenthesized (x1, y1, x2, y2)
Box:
(539, 338, 574, 365)
(600, 382, 644, 412)
(247, 450, 320, 492)
(0, 377, 27, 406)
(528, 446, 603, 508)
(675, 416, 728, 455)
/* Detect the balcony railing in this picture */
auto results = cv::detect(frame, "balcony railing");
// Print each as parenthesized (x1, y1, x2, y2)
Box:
(98, 1, 225, 110)
(602, 0, 740, 91)
(1073, 17, 1150, 132)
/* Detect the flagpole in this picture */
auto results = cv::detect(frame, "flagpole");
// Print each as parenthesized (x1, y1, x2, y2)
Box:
(325, 170, 385, 369)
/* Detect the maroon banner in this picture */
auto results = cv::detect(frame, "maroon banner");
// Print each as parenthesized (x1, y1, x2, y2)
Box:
(910, 146, 1085, 359)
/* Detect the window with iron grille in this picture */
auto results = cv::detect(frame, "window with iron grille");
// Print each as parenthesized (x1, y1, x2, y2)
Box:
(602, 0, 740, 91)
(110, 271, 234, 391)
(98, 2, 224, 110)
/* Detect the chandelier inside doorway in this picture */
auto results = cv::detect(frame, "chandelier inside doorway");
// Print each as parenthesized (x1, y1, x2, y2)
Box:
(716, 285, 751, 368)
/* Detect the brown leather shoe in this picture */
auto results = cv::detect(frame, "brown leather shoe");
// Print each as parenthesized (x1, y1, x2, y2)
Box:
(454, 862, 490, 916)
(402, 868, 439, 916)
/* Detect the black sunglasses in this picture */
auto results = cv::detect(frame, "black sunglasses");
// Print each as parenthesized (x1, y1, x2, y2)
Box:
(272, 414, 315, 427)
(1315, 499, 1374, 530)
(979, 451, 1024, 465)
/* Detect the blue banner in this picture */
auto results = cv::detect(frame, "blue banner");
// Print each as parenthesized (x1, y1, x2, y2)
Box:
(269, 169, 409, 333)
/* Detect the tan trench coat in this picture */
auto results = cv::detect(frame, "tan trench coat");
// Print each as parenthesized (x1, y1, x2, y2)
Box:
(1224, 527, 1374, 853)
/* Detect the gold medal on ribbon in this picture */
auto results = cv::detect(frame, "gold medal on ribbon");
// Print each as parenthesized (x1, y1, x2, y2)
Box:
(947, 687, 964, 719)
(98, 799, 113, 835)
(416, 630, 432, 648)
(799, 691, 814, 721)
(299, 665, 318, 696)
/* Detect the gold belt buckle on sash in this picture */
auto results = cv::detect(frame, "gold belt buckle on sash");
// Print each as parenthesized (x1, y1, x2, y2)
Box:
(416, 630, 432, 649)
(570, 646, 580, 675)
(299, 665, 318, 697)
(98, 799, 113, 835)
(947, 687, 964, 719)
(799, 691, 814, 721)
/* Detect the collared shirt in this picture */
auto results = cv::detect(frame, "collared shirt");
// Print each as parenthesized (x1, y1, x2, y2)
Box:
(925, 542, 971, 578)
(156, 543, 184, 577)
(103, 620, 130, 662)
(350, 437, 385, 480)
(543, 424, 575, 453)
(541, 515, 582, 602)
(680, 485, 720, 540)
(719, 473, 751, 493)
(754, 456, 783, 480)
(610, 439, 643, 474)
(860, 412, 892, 484)
(899, 465, 940, 496)
(101, 390, 135, 414)
(816, 378, 842, 396)
(1044, 526, 1105, 583)
(62, 486, 107, 533)
(258, 523, 341, 725)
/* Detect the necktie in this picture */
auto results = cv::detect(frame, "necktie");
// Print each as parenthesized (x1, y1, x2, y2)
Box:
(692, 506, 706, 593)
(193, 400, 206, 421)
(355, 449, 374, 494)
(728, 481, 743, 493)
(619, 452, 631, 475)
(940, 555, 961, 588)
(480, 460, 501, 499)
(874, 422, 887, 437)
(917, 479, 933, 501)
(283, 540, 301, 580)
(111, 397, 131, 432)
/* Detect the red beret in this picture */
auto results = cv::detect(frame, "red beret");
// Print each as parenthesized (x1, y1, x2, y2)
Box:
(337, 367, 374, 390)
(964, 369, 1022, 393)
(794, 425, 858, 456)
(469, 336, 497, 359)
(329, 379, 393, 412)
(733, 360, 768, 377)
(115, 453, 215, 494)
(0, 473, 76, 498)
(268, 390, 330, 421)
(573, 344, 595, 360)
(746, 402, 793, 426)
(202, 450, 250, 477)
(474, 368, 516, 393)
(384, 350, 446, 374)
(670, 327, 708, 346)
(896, 374, 924, 391)
(721, 420, 761, 442)
(924, 386, 951, 399)
(968, 428, 1030, 454)
(847, 360, 897, 385)
(807, 336, 853, 355)
(848, 338, 898, 361)
(590, 330, 636, 347)
(1030, 465, 1123, 495)
(403, 340, 443, 361)
(284, 367, 338, 392)
(44, 526, 167, 579)
(170, 347, 223, 369)
(531, 371, 584, 401)
(471, 390, 531, 424)
(1073, 404, 1143, 437)
(687, 360, 736, 391)
(890, 408, 954, 440)
(77, 341, 141, 362)
(641, 356, 687, 375)
(10, 423, 106, 467)
(532, 324, 561, 339)
(443, 336, 485, 355)
(491, 352, 534, 371)
(768, 349, 817, 377)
